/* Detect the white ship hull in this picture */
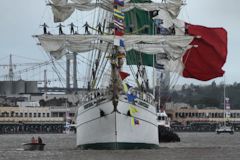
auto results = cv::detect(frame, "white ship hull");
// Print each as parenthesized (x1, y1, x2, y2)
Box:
(76, 95, 159, 149)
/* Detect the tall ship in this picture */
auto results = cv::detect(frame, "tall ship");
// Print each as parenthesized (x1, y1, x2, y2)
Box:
(35, 0, 228, 149)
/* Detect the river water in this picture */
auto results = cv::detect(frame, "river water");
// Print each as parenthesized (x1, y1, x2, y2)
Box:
(0, 132, 240, 160)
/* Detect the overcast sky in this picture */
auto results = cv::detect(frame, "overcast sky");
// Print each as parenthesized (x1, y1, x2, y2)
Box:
(0, 0, 239, 85)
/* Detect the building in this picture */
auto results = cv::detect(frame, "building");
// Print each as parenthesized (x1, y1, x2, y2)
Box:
(165, 103, 240, 131)
(0, 105, 77, 134)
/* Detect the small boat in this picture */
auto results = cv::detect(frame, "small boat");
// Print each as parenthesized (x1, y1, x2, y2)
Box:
(216, 125, 234, 134)
(22, 143, 46, 151)
(216, 85, 234, 135)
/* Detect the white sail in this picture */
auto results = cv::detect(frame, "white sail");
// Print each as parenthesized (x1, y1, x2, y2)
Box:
(49, 0, 183, 22)
(153, 9, 173, 28)
(50, 46, 68, 60)
(51, 0, 92, 5)
(38, 34, 193, 47)
(51, 5, 75, 23)
(51, 0, 68, 5)
(156, 56, 184, 73)
(37, 34, 193, 59)
(167, 0, 184, 17)
(71, 0, 92, 4)
(173, 19, 186, 35)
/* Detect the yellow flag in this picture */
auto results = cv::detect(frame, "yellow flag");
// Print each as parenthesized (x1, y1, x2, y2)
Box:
(131, 117, 135, 126)
(129, 105, 138, 116)
(123, 83, 128, 93)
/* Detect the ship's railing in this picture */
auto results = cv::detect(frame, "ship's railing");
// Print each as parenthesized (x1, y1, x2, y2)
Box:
(120, 89, 155, 105)
(81, 89, 111, 104)
(79, 88, 155, 106)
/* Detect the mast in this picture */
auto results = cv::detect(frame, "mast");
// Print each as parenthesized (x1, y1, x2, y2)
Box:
(111, 1, 126, 109)
(111, 53, 119, 110)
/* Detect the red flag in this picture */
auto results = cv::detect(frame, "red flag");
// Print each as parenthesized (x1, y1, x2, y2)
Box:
(119, 71, 130, 80)
(115, 28, 124, 36)
(182, 24, 227, 81)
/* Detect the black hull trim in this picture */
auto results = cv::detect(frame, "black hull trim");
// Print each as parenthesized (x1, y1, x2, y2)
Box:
(77, 142, 159, 150)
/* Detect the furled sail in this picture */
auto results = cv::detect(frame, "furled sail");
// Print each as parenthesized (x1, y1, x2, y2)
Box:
(37, 34, 193, 60)
(49, 3, 111, 22)
(71, 0, 92, 4)
(156, 57, 184, 73)
(51, 0, 68, 5)
(48, 0, 183, 22)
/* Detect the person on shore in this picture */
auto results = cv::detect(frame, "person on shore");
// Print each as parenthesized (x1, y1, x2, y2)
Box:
(38, 137, 43, 144)
(31, 136, 36, 144)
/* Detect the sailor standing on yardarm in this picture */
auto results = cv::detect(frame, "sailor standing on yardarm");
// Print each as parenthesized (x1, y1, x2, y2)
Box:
(68, 22, 77, 34)
(96, 22, 102, 34)
(57, 23, 64, 35)
(83, 22, 90, 34)
(40, 23, 48, 34)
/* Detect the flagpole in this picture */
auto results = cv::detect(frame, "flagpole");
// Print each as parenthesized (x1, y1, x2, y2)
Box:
(223, 75, 226, 126)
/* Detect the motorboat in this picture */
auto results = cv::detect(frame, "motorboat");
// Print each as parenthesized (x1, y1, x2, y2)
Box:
(22, 143, 46, 151)
(216, 125, 234, 134)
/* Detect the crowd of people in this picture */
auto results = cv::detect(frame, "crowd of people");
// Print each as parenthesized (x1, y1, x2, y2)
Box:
(40, 19, 178, 36)
(40, 21, 103, 35)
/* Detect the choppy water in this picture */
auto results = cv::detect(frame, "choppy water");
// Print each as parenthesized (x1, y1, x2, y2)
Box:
(0, 132, 240, 160)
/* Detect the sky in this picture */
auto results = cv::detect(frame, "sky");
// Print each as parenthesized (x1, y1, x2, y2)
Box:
(0, 0, 240, 86)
